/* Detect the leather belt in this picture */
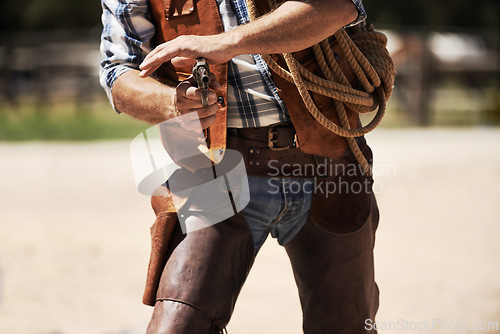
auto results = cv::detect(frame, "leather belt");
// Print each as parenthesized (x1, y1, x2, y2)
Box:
(228, 122, 298, 150)
(227, 123, 311, 177)
(226, 124, 368, 178)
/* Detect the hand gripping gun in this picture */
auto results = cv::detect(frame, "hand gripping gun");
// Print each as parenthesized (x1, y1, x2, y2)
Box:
(192, 58, 211, 107)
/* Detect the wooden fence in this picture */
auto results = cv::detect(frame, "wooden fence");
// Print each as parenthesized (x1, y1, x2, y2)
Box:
(1, 27, 499, 125)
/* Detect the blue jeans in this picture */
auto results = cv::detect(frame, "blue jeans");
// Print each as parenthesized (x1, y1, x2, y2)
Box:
(241, 176, 313, 254)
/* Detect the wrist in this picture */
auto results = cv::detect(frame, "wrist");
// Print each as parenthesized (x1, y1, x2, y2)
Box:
(159, 84, 179, 120)
(221, 29, 245, 59)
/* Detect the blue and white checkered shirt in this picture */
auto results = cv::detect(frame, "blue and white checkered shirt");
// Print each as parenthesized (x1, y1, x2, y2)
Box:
(99, 0, 366, 127)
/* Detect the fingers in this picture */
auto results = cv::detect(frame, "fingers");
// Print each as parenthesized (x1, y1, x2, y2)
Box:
(209, 73, 223, 92)
(170, 57, 197, 68)
(176, 81, 219, 107)
(175, 81, 220, 130)
(197, 114, 217, 129)
(175, 106, 217, 130)
(139, 34, 233, 78)
(139, 44, 180, 78)
(182, 113, 217, 130)
(139, 36, 198, 78)
(183, 103, 219, 121)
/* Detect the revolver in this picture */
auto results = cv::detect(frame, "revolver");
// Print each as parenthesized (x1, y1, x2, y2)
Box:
(192, 58, 211, 107)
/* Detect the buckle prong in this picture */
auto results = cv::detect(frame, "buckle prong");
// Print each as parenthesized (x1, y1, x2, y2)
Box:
(267, 124, 296, 151)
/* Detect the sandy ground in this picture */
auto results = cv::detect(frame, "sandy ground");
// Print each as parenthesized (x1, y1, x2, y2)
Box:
(0, 128, 499, 334)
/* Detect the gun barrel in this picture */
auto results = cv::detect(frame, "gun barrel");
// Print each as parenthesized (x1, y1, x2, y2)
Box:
(193, 58, 211, 106)
(197, 67, 210, 86)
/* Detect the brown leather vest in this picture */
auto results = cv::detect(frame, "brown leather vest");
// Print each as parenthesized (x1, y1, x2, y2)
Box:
(149, 0, 359, 160)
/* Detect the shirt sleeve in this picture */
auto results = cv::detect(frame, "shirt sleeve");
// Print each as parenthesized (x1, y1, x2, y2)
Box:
(345, 0, 367, 28)
(99, 0, 156, 110)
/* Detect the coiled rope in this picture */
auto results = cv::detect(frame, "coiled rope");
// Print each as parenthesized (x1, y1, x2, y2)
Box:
(247, 0, 396, 175)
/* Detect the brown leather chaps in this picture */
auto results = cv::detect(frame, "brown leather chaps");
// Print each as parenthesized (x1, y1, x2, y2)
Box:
(285, 195, 379, 334)
(146, 185, 379, 333)
(146, 130, 379, 333)
(146, 212, 255, 334)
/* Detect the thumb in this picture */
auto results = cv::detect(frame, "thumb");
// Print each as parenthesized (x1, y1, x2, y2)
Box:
(171, 56, 197, 68)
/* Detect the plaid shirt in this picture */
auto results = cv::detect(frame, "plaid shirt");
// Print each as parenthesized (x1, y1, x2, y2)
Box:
(99, 0, 366, 127)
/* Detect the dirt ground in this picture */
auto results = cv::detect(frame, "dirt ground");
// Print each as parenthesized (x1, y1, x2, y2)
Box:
(0, 128, 499, 334)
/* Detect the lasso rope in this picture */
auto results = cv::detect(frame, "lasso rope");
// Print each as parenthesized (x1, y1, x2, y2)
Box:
(247, 0, 396, 175)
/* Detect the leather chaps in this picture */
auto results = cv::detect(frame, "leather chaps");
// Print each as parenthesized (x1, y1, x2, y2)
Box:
(146, 138, 379, 333)
(146, 212, 255, 334)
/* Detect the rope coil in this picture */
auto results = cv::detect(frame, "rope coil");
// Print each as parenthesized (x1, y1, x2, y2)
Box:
(247, 0, 396, 174)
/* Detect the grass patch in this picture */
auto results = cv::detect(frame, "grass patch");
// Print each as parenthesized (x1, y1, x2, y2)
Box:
(0, 99, 149, 141)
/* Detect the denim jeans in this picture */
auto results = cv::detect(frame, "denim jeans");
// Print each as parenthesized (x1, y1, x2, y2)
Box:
(241, 176, 313, 254)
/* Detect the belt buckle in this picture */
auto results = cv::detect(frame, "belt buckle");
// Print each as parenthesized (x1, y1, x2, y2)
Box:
(268, 123, 296, 151)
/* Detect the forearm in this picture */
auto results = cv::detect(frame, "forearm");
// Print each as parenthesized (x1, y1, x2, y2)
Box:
(139, 0, 359, 75)
(229, 0, 359, 55)
(112, 70, 177, 124)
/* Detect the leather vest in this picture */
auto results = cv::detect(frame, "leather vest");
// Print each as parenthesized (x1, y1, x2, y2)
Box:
(149, 0, 360, 160)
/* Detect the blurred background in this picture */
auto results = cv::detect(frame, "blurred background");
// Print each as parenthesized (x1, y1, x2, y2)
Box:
(0, 1, 499, 333)
(0, 0, 498, 136)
